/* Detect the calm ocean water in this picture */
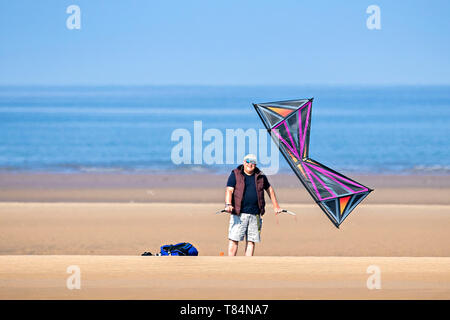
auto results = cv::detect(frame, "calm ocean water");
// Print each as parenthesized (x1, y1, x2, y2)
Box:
(0, 85, 449, 175)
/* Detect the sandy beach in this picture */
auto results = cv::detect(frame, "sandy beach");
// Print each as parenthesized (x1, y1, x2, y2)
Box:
(0, 173, 449, 299)
(1, 256, 449, 300)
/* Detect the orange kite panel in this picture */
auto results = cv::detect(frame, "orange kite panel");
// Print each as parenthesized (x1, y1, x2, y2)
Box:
(339, 196, 351, 214)
(267, 107, 294, 118)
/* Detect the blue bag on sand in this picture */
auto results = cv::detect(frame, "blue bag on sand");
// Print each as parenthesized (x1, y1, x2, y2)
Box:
(159, 242, 198, 256)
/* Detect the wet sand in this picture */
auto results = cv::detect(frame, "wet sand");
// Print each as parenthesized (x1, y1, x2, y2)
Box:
(0, 173, 448, 299)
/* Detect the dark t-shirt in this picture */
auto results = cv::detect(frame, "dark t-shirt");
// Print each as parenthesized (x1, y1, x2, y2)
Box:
(226, 171, 271, 214)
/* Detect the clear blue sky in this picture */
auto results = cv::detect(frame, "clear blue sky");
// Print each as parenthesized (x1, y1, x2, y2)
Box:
(1, 0, 449, 85)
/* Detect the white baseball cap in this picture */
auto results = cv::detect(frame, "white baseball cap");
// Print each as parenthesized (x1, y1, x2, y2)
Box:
(243, 154, 257, 164)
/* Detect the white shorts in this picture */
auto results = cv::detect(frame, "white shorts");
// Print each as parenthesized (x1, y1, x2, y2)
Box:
(228, 213, 263, 243)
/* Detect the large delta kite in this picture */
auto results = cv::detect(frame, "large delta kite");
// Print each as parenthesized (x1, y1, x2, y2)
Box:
(253, 98, 373, 228)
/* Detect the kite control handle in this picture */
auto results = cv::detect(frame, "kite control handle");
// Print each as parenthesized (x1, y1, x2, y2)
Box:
(281, 209, 296, 216)
(216, 209, 296, 216)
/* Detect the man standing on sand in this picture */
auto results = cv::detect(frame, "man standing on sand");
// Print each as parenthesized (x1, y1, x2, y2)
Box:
(224, 154, 283, 256)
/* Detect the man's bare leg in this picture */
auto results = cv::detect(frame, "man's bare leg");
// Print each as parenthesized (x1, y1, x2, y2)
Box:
(228, 240, 239, 256)
(245, 241, 255, 256)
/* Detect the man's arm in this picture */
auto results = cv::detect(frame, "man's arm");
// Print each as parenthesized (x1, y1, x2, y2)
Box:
(225, 187, 234, 213)
(266, 186, 282, 215)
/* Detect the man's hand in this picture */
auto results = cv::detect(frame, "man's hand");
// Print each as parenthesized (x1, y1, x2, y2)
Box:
(225, 204, 234, 213)
(274, 206, 282, 215)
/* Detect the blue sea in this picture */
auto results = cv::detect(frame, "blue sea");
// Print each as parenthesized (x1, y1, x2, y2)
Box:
(0, 85, 449, 175)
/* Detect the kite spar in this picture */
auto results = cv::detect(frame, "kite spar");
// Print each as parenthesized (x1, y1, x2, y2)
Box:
(253, 98, 373, 228)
